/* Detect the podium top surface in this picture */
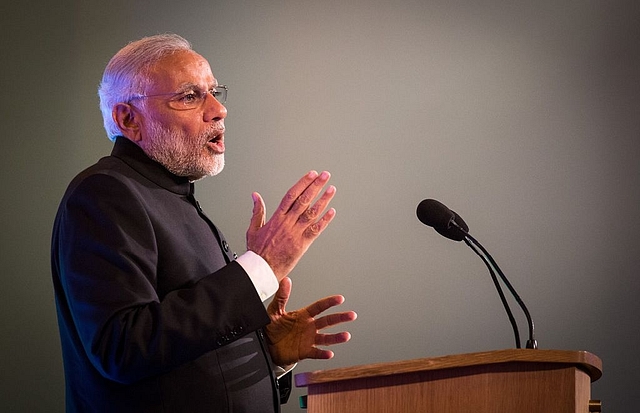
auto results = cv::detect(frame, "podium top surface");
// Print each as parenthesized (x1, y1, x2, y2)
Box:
(295, 349, 602, 387)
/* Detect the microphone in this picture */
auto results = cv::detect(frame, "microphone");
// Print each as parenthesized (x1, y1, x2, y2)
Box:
(416, 199, 468, 241)
(416, 199, 537, 349)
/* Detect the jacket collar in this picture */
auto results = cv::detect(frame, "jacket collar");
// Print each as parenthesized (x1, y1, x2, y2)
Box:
(111, 136, 192, 196)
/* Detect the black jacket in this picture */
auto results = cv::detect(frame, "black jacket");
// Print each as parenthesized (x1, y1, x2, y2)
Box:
(51, 137, 289, 412)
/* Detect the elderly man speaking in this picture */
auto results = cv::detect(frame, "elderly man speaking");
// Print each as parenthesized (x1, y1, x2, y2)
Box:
(51, 33, 356, 413)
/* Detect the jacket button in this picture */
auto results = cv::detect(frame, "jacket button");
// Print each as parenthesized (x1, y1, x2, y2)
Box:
(222, 241, 229, 252)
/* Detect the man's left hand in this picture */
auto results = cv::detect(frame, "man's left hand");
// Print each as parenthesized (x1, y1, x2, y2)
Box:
(265, 277, 357, 367)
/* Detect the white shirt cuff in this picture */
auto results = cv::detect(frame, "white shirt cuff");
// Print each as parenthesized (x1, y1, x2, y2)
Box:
(236, 251, 278, 302)
(273, 362, 297, 379)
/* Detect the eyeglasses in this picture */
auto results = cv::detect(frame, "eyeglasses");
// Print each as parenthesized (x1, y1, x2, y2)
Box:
(129, 85, 227, 110)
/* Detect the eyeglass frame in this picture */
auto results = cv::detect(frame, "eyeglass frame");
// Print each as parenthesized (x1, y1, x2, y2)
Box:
(128, 84, 228, 109)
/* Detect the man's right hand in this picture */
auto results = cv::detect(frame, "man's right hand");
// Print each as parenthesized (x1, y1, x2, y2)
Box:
(246, 171, 336, 281)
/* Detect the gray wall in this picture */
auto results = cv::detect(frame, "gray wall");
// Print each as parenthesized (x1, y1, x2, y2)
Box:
(2, 1, 639, 412)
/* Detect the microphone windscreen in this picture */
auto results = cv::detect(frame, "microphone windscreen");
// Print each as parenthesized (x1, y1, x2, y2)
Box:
(416, 199, 454, 228)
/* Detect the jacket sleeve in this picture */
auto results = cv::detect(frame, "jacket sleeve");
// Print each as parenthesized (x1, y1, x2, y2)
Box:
(278, 371, 293, 404)
(53, 173, 271, 384)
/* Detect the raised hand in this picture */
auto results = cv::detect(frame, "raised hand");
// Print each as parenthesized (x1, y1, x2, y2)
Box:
(265, 277, 357, 367)
(246, 171, 336, 281)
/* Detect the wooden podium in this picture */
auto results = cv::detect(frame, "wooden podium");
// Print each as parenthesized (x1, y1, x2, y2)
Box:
(295, 349, 602, 413)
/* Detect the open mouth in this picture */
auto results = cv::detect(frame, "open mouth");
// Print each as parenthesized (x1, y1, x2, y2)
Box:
(207, 131, 225, 153)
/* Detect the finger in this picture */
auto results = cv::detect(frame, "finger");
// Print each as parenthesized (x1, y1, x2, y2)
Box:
(296, 185, 336, 225)
(287, 171, 332, 216)
(275, 171, 320, 215)
(304, 295, 345, 318)
(249, 192, 266, 231)
(305, 348, 335, 360)
(315, 311, 358, 330)
(314, 332, 352, 346)
(303, 207, 336, 238)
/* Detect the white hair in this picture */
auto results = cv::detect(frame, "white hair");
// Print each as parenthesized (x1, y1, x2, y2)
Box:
(97, 33, 193, 141)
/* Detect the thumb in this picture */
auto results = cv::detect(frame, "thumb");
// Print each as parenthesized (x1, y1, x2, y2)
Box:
(269, 277, 292, 315)
(249, 192, 266, 231)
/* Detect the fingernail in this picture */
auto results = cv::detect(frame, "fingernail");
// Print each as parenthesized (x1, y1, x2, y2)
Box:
(320, 171, 330, 180)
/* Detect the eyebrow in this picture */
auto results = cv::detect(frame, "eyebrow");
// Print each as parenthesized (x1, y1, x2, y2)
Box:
(176, 82, 218, 92)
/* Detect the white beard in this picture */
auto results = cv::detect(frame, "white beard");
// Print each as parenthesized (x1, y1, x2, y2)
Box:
(142, 118, 225, 181)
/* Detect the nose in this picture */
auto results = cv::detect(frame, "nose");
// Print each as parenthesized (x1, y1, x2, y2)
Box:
(204, 92, 227, 122)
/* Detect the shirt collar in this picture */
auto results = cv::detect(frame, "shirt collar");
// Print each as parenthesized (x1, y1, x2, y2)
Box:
(111, 136, 192, 196)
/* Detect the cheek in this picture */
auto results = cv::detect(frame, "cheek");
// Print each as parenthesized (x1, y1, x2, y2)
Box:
(151, 109, 197, 130)
(177, 115, 207, 136)
(145, 110, 207, 144)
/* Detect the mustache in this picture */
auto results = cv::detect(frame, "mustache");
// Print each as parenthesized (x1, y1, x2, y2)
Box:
(202, 124, 224, 140)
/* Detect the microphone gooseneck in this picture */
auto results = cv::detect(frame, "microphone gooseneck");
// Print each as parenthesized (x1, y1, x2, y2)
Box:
(416, 199, 537, 349)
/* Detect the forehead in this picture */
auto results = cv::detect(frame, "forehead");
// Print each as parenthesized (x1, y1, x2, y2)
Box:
(146, 50, 215, 91)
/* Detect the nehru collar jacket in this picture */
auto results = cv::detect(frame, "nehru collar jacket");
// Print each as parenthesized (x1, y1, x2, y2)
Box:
(51, 136, 285, 412)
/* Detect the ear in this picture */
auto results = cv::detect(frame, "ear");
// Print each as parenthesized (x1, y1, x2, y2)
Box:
(113, 103, 143, 142)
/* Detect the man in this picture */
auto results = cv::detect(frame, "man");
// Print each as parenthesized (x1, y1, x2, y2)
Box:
(51, 33, 356, 412)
